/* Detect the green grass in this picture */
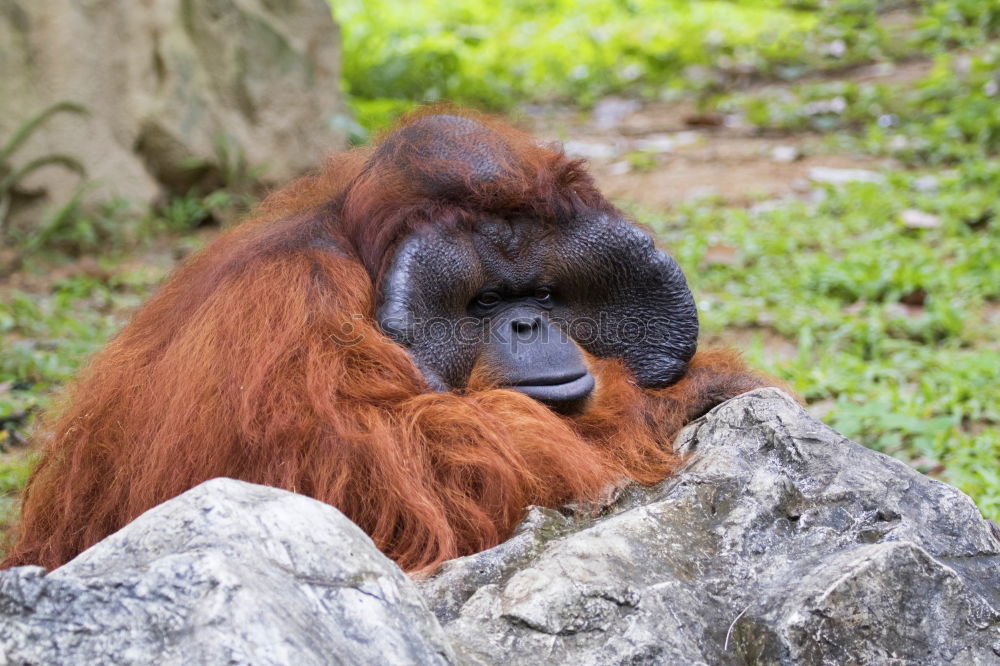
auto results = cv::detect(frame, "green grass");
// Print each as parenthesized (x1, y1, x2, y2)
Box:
(0, 259, 172, 532)
(646, 167, 1000, 517)
(1, 265, 169, 418)
(720, 45, 1000, 166)
(680, 10, 1000, 516)
(0, 453, 34, 533)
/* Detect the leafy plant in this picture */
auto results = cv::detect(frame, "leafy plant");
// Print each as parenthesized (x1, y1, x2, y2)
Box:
(333, 0, 825, 129)
(0, 102, 88, 237)
(330, 0, 995, 133)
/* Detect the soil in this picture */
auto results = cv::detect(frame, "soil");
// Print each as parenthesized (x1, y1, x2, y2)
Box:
(523, 58, 931, 210)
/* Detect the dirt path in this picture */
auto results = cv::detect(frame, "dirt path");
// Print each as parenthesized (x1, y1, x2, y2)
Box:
(524, 58, 931, 210)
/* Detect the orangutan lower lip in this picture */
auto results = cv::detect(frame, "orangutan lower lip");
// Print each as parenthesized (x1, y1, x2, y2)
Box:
(512, 370, 587, 387)
(510, 372, 595, 409)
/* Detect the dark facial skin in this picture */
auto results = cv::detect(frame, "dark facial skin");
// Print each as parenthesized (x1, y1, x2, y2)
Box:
(375, 115, 699, 413)
(378, 214, 698, 413)
(458, 218, 597, 412)
(473, 297, 596, 413)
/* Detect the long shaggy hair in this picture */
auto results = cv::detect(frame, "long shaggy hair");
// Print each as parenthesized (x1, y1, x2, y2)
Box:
(2, 109, 766, 572)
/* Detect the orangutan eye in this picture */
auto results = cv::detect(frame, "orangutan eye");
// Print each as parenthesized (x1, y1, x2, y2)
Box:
(534, 287, 552, 303)
(476, 292, 501, 307)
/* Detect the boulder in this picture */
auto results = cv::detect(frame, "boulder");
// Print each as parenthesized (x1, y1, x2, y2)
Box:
(0, 479, 454, 666)
(422, 389, 1000, 664)
(1, 389, 998, 664)
(0, 0, 344, 231)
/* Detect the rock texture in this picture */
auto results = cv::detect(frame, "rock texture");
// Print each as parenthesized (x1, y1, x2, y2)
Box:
(0, 479, 454, 666)
(0, 0, 343, 228)
(422, 389, 1000, 665)
(2, 389, 998, 664)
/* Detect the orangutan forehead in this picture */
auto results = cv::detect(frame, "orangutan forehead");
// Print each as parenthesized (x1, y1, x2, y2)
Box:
(405, 214, 606, 291)
(468, 221, 549, 288)
(391, 219, 551, 294)
(372, 115, 518, 198)
(473, 217, 546, 259)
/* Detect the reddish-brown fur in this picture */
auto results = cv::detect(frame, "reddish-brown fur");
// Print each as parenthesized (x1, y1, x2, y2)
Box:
(2, 109, 772, 572)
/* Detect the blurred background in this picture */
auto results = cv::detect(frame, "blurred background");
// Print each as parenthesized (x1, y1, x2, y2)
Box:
(1, 0, 998, 534)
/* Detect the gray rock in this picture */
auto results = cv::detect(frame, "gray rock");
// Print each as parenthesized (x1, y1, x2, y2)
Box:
(900, 208, 942, 229)
(807, 166, 885, 186)
(0, 479, 454, 666)
(419, 389, 1000, 665)
(2, 390, 997, 664)
(770, 145, 801, 163)
(0, 0, 344, 231)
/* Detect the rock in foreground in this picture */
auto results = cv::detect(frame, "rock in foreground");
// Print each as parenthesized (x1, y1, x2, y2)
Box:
(2, 389, 998, 664)
(422, 389, 1000, 664)
(0, 479, 453, 666)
